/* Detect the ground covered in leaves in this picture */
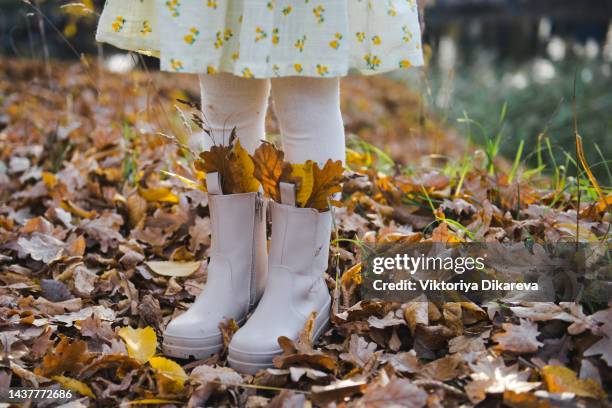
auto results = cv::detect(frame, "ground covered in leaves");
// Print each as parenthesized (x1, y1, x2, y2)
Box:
(0, 59, 611, 407)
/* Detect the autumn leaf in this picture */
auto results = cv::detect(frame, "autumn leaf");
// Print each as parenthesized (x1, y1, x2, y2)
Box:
(52, 375, 96, 398)
(403, 301, 428, 334)
(127, 193, 148, 228)
(493, 319, 543, 353)
(503, 391, 553, 408)
(118, 326, 157, 364)
(339, 334, 377, 368)
(583, 322, 612, 366)
(189, 364, 242, 386)
(5, 56, 612, 408)
(197, 144, 232, 192)
(60, 199, 97, 219)
(145, 260, 202, 277)
(359, 377, 427, 408)
(288, 161, 315, 207)
(197, 145, 231, 175)
(274, 312, 336, 371)
(420, 354, 465, 382)
(306, 159, 344, 211)
(341, 262, 363, 287)
(253, 142, 284, 201)
(228, 139, 260, 193)
(541, 365, 606, 399)
(310, 379, 367, 405)
(126, 399, 184, 405)
(138, 186, 179, 204)
(149, 356, 188, 393)
(36, 336, 91, 378)
(466, 355, 540, 404)
(17, 232, 65, 263)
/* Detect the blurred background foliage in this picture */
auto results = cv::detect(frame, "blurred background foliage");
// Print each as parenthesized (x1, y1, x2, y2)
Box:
(1, 0, 611, 180)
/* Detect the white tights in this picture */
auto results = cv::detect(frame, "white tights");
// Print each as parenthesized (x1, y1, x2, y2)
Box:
(197, 73, 345, 166)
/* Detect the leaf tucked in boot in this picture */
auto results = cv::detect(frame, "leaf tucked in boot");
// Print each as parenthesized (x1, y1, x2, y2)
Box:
(253, 143, 344, 211)
(253, 142, 285, 202)
(195, 136, 261, 194)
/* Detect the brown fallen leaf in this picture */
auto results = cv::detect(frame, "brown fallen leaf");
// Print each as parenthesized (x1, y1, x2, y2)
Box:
(190, 364, 242, 386)
(465, 355, 540, 404)
(274, 312, 337, 371)
(403, 301, 428, 334)
(367, 310, 405, 329)
(79, 212, 124, 253)
(145, 260, 202, 277)
(219, 319, 239, 352)
(126, 193, 148, 228)
(379, 351, 422, 374)
(17, 232, 65, 263)
(419, 353, 465, 382)
(339, 334, 377, 368)
(72, 265, 98, 297)
(32, 297, 83, 316)
(36, 335, 91, 378)
(267, 389, 307, 408)
(310, 379, 366, 405)
(358, 376, 427, 408)
(583, 322, 612, 367)
(493, 319, 543, 353)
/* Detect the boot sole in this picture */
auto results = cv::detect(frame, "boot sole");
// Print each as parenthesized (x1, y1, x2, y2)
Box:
(227, 303, 331, 374)
(162, 318, 245, 360)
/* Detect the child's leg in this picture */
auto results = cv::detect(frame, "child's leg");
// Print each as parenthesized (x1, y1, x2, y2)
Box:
(198, 73, 271, 154)
(228, 77, 344, 374)
(163, 75, 270, 360)
(270, 77, 346, 165)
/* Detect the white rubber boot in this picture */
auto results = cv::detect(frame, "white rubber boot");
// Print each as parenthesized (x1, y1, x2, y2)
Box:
(162, 177, 267, 359)
(228, 200, 332, 374)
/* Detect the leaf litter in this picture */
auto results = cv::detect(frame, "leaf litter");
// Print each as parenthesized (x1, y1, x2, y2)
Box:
(0, 59, 611, 406)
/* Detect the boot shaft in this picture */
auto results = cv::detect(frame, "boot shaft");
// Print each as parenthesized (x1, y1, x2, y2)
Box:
(268, 201, 332, 277)
(208, 191, 267, 304)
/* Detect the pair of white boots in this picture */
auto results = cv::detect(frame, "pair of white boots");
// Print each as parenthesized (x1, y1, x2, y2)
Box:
(162, 178, 332, 374)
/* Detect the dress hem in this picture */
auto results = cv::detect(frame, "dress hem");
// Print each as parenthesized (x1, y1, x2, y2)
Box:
(97, 30, 424, 78)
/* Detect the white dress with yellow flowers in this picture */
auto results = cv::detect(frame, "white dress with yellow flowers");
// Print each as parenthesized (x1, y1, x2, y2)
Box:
(96, 0, 424, 78)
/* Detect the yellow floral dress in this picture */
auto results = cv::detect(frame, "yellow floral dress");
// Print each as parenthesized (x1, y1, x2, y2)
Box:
(96, 0, 424, 78)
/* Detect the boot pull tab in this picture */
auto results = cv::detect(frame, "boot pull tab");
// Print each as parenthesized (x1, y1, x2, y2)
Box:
(279, 182, 296, 206)
(206, 172, 223, 195)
